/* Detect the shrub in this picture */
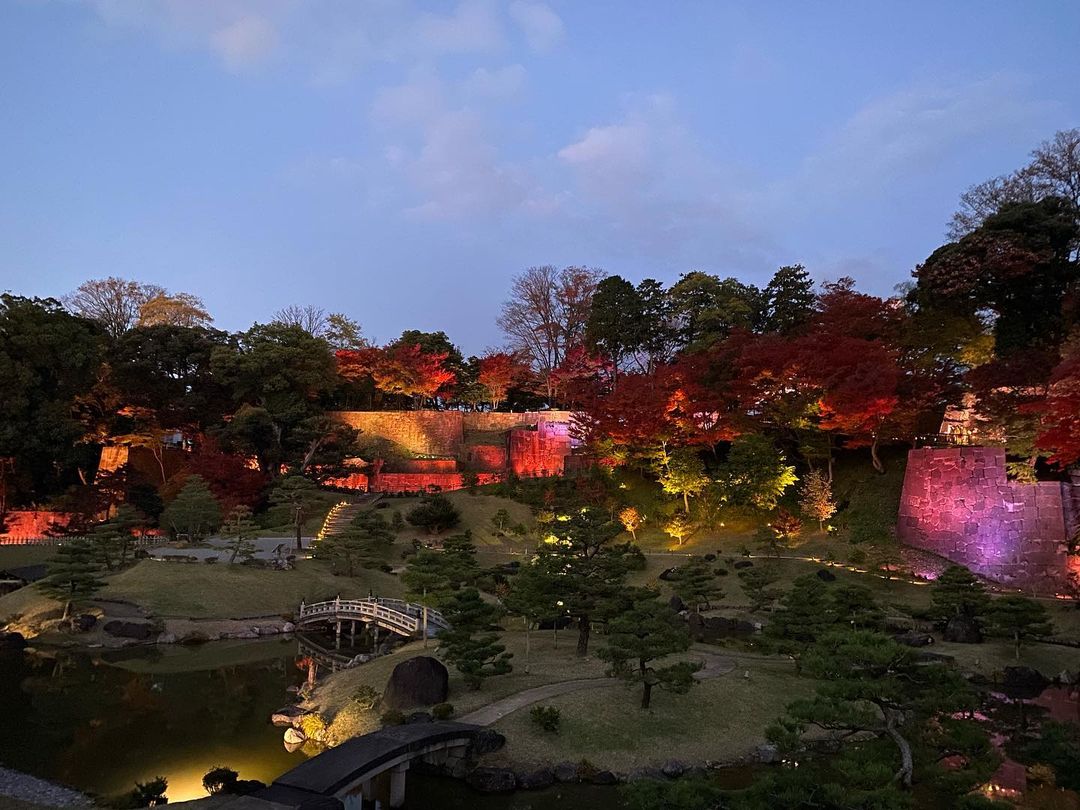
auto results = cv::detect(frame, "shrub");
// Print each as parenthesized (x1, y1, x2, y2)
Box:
(849, 547, 868, 565)
(432, 702, 455, 720)
(350, 685, 380, 712)
(530, 705, 561, 733)
(381, 709, 406, 726)
(202, 767, 239, 795)
(299, 713, 329, 742)
(406, 495, 461, 534)
(391, 511, 405, 532)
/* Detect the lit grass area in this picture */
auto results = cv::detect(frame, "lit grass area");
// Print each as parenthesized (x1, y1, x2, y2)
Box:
(0, 545, 57, 569)
(100, 558, 404, 619)
(0, 584, 58, 630)
(378, 491, 535, 552)
(312, 628, 611, 738)
(483, 661, 808, 771)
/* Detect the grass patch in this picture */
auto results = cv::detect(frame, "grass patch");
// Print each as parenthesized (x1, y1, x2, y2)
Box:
(0, 545, 56, 569)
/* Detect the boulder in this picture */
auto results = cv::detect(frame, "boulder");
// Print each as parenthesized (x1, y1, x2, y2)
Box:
(658, 568, 679, 582)
(271, 706, 311, 727)
(282, 622, 296, 633)
(284, 728, 306, 745)
(943, 615, 983, 644)
(589, 770, 619, 785)
(893, 631, 934, 647)
(815, 569, 837, 582)
(668, 595, 686, 613)
(103, 620, 155, 641)
(661, 760, 687, 778)
(73, 614, 98, 632)
(382, 656, 449, 709)
(156, 633, 178, 645)
(516, 768, 555, 790)
(180, 630, 211, 645)
(553, 762, 579, 783)
(405, 711, 433, 724)
(756, 744, 780, 764)
(1003, 666, 1049, 700)
(466, 768, 516, 793)
(627, 768, 664, 782)
(471, 729, 506, 755)
(733, 560, 753, 570)
(0, 631, 26, 650)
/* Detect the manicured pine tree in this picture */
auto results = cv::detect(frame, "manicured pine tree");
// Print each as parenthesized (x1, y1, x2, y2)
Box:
(737, 564, 782, 613)
(598, 594, 699, 709)
(269, 474, 319, 551)
(222, 505, 258, 564)
(161, 474, 222, 541)
(438, 588, 512, 689)
(92, 504, 143, 570)
(986, 595, 1053, 660)
(929, 565, 991, 641)
(669, 556, 723, 612)
(40, 538, 105, 619)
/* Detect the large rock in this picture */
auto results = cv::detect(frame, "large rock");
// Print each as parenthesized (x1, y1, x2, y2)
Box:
(943, 615, 983, 644)
(466, 767, 517, 793)
(103, 620, 155, 641)
(382, 656, 449, 709)
(0, 631, 27, 650)
(471, 729, 506, 755)
(661, 760, 687, 778)
(815, 569, 837, 582)
(516, 768, 554, 790)
(553, 762, 579, 783)
(893, 631, 934, 648)
(1002, 666, 1049, 700)
(589, 770, 618, 785)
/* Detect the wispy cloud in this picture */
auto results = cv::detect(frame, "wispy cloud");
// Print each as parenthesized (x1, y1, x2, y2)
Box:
(508, 0, 564, 52)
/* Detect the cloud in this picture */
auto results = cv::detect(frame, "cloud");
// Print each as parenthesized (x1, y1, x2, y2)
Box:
(372, 70, 446, 127)
(211, 15, 278, 70)
(462, 64, 527, 99)
(508, 0, 564, 52)
(412, 0, 505, 56)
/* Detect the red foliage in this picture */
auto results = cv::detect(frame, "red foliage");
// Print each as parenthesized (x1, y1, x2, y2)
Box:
(174, 446, 268, 513)
(1034, 346, 1080, 466)
(477, 351, 531, 408)
(336, 344, 456, 403)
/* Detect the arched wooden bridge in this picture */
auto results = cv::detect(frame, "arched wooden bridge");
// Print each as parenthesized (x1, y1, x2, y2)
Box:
(297, 596, 449, 639)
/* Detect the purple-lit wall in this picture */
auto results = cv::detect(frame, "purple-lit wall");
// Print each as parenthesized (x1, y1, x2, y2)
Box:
(898, 447, 1080, 592)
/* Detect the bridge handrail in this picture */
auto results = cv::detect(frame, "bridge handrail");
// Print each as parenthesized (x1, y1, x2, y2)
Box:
(297, 597, 449, 634)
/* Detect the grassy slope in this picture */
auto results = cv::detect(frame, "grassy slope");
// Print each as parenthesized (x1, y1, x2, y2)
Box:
(0, 545, 56, 569)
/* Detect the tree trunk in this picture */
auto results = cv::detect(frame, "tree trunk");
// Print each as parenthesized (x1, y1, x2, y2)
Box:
(871, 436, 885, 474)
(524, 617, 531, 674)
(1015, 631, 1021, 660)
(576, 615, 591, 656)
(641, 681, 653, 709)
(885, 709, 913, 788)
(683, 492, 690, 513)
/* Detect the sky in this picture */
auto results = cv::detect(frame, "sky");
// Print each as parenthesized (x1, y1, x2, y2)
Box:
(1, 1, 1078, 354)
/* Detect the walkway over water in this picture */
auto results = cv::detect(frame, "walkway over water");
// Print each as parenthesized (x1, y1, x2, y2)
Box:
(297, 597, 449, 639)
(258, 721, 480, 808)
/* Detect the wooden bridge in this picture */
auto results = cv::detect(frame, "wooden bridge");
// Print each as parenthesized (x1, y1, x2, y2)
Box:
(297, 597, 449, 640)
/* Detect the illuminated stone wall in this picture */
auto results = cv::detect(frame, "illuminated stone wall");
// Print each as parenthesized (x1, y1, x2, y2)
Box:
(0, 511, 73, 542)
(898, 447, 1079, 591)
(509, 420, 572, 477)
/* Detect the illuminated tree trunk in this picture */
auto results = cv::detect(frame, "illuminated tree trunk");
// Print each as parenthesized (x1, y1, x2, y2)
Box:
(577, 615, 591, 656)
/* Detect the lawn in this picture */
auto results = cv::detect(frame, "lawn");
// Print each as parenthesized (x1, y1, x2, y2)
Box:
(377, 491, 534, 552)
(0, 545, 56, 569)
(101, 558, 404, 619)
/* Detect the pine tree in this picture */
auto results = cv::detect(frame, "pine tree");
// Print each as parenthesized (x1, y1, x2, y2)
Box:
(598, 594, 699, 709)
(669, 557, 723, 612)
(799, 469, 836, 531)
(929, 565, 991, 642)
(438, 588, 513, 689)
(986, 595, 1053, 660)
(222, 505, 258, 564)
(269, 475, 319, 551)
(737, 564, 782, 613)
(92, 504, 143, 570)
(503, 561, 561, 673)
(161, 475, 221, 540)
(766, 575, 838, 653)
(319, 511, 392, 576)
(40, 538, 105, 619)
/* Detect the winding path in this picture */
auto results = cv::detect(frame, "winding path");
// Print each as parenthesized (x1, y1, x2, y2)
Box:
(458, 650, 736, 726)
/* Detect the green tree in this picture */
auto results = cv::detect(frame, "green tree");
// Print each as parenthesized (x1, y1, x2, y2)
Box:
(320, 512, 393, 576)
(586, 275, 646, 377)
(716, 435, 797, 511)
(928, 565, 990, 640)
(669, 271, 764, 350)
(669, 557, 723, 612)
(830, 583, 885, 631)
(406, 494, 461, 534)
(401, 533, 478, 604)
(663, 512, 696, 547)
(438, 588, 512, 689)
(985, 595, 1053, 659)
(503, 560, 561, 673)
(766, 575, 838, 654)
(657, 448, 710, 513)
(799, 469, 837, 530)
(737, 564, 782, 613)
(221, 505, 257, 564)
(762, 264, 815, 335)
(269, 474, 320, 551)
(161, 475, 221, 540)
(92, 504, 143, 570)
(491, 508, 511, 533)
(598, 594, 699, 709)
(40, 538, 105, 619)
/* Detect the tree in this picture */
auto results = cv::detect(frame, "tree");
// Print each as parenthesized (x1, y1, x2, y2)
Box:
(716, 434, 797, 511)
(401, 533, 478, 604)
(221, 505, 257, 564)
(273, 306, 366, 349)
(40, 538, 105, 619)
(663, 512, 695, 547)
(598, 594, 699, 709)
(737, 564, 782, 613)
(766, 575, 837, 652)
(669, 271, 764, 350)
(618, 505, 642, 540)
(768, 629, 976, 789)
(92, 504, 143, 570)
(498, 265, 603, 403)
(929, 566, 990, 641)
(319, 512, 393, 576)
(762, 264, 815, 334)
(799, 469, 837, 530)
(137, 292, 212, 328)
(657, 448, 710, 513)
(585, 275, 645, 376)
(64, 277, 165, 338)
(161, 475, 221, 540)
(476, 351, 530, 409)
(269, 475, 320, 551)
(985, 595, 1053, 660)
(830, 583, 885, 631)
(337, 343, 456, 408)
(504, 560, 561, 673)
(669, 557, 723, 612)
(406, 495, 461, 534)
(1034, 343, 1080, 466)
(438, 588, 513, 689)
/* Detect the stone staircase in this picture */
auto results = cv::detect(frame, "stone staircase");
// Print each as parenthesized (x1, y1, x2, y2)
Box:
(315, 500, 370, 542)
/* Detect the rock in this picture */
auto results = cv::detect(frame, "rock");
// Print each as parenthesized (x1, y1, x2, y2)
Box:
(284, 728, 306, 745)
(703, 553, 717, 562)
(733, 560, 754, 569)
(1059, 670, 1077, 685)
(1003, 666, 1049, 700)
(658, 567, 679, 582)
(815, 569, 837, 582)
(0, 631, 26, 650)
(661, 760, 687, 778)
(382, 656, 450, 709)
(627, 768, 664, 782)
(943, 615, 983, 644)
(405, 711, 433, 724)
(471, 729, 506, 755)
(282, 622, 296, 633)
(103, 620, 155, 641)
(756, 743, 780, 764)
(228, 630, 259, 640)
(893, 631, 934, 647)
(180, 630, 211, 644)
(668, 595, 686, 613)
(156, 633, 178, 645)
(466, 767, 517, 793)
(271, 706, 311, 727)
(553, 762, 579, 783)
(73, 614, 98, 632)
(589, 770, 618, 785)
(516, 768, 555, 790)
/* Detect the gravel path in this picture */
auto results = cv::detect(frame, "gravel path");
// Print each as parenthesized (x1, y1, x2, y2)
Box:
(458, 651, 735, 726)
(0, 768, 91, 808)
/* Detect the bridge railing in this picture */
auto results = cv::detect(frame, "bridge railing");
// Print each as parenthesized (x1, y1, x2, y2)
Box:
(297, 597, 449, 636)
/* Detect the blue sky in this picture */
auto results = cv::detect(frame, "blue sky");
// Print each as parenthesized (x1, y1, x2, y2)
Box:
(1, 1, 1078, 353)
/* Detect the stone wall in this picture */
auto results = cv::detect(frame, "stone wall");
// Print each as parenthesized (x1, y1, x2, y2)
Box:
(0, 511, 74, 542)
(330, 411, 465, 457)
(509, 420, 572, 477)
(897, 447, 1079, 591)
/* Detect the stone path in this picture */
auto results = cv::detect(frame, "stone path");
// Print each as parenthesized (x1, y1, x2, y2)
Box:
(0, 767, 91, 808)
(458, 651, 735, 727)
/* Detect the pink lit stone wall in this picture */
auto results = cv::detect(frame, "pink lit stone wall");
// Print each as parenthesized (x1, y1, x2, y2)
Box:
(898, 447, 1079, 591)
